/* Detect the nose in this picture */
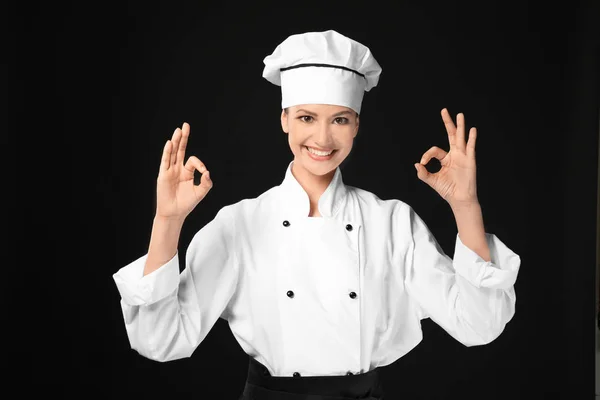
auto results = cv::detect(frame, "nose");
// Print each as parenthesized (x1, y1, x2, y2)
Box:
(314, 121, 335, 148)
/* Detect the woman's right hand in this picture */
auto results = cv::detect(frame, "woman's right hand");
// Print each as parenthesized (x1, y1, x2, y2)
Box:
(155, 122, 213, 221)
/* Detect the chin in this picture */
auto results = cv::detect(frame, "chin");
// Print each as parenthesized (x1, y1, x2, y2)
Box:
(304, 163, 338, 177)
(296, 147, 342, 176)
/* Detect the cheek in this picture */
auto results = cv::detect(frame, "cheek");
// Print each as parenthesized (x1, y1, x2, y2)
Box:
(338, 134, 355, 150)
(288, 126, 306, 145)
(287, 131, 304, 154)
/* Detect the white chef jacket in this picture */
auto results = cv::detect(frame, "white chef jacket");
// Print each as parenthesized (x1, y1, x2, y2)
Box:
(113, 160, 521, 377)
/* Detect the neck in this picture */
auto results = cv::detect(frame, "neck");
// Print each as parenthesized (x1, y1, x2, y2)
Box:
(291, 160, 336, 212)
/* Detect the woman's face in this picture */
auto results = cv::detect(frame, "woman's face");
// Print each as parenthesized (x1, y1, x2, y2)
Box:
(281, 104, 359, 177)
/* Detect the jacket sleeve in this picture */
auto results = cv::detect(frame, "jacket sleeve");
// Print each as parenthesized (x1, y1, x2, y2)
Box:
(112, 206, 239, 361)
(402, 204, 521, 346)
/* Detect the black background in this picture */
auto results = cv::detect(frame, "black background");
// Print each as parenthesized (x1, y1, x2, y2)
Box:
(7, 0, 599, 399)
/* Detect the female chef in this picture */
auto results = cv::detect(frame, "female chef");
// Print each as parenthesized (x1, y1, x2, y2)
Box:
(113, 30, 521, 399)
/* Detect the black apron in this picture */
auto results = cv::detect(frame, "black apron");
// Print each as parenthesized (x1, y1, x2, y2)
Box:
(239, 356, 386, 400)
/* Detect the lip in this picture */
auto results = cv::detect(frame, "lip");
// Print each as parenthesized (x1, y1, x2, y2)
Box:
(304, 146, 336, 161)
(306, 145, 334, 152)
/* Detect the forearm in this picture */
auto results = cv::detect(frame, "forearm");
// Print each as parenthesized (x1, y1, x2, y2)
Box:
(450, 201, 491, 262)
(144, 215, 185, 276)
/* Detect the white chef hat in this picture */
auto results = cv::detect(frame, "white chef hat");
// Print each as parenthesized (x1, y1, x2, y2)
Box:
(262, 30, 382, 115)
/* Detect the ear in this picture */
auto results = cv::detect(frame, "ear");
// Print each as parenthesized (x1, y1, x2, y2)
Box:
(281, 109, 289, 134)
(353, 114, 360, 137)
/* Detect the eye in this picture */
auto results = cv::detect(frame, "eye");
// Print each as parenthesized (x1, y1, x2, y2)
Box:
(298, 115, 313, 123)
(334, 117, 349, 125)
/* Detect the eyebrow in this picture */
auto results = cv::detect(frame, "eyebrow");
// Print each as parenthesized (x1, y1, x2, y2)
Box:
(296, 109, 353, 117)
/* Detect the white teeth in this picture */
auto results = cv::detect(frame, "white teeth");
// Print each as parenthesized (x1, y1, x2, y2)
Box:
(307, 147, 333, 156)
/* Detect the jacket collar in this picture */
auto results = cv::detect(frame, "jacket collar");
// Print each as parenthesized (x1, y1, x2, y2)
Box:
(278, 160, 348, 218)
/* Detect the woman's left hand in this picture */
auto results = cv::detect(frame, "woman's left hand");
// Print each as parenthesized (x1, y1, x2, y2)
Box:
(414, 108, 479, 208)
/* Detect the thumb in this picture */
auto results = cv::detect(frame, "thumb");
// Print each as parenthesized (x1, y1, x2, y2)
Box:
(414, 163, 430, 183)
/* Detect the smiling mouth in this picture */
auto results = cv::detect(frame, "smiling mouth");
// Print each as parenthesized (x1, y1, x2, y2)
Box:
(305, 146, 336, 156)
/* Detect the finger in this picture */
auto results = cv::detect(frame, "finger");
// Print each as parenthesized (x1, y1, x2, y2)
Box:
(184, 155, 207, 179)
(177, 122, 190, 166)
(185, 157, 213, 198)
(171, 127, 181, 165)
(199, 170, 212, 190)
(160, 140, 172, 173)
(193, 170, 213, 201)
(456, 112, 466, 153)
(420, 146, 448, 165)
(441, 108, 457, 149)
(414, 162, 432, 185)
(466, 127, 477, 158)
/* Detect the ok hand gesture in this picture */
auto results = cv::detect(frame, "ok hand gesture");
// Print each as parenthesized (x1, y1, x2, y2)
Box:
(414, 109, 479, 208)
(155, 123, 213, 221)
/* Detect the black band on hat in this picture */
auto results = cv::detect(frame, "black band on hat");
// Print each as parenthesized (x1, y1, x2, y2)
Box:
(280, 63, 365, 79)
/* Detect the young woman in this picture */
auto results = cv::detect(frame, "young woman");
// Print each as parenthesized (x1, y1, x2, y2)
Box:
(113, 30, 521, 400)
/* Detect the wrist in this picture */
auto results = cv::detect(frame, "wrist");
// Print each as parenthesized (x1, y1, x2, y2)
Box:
(449, 199, 480, 213)
(145, 216, 184, 276)
(154, 214, 186, 226)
